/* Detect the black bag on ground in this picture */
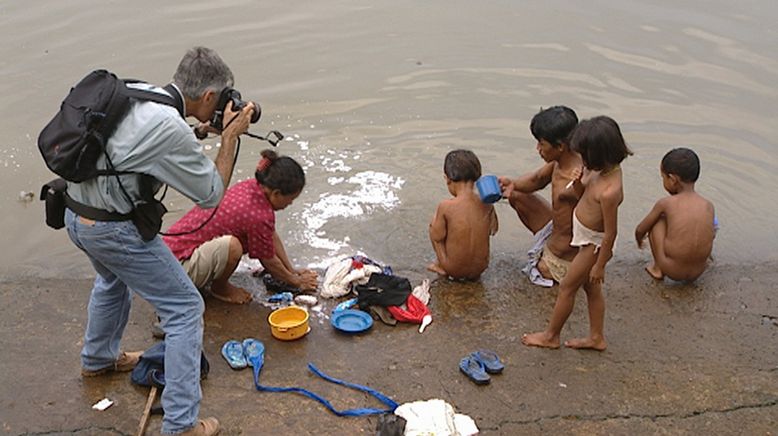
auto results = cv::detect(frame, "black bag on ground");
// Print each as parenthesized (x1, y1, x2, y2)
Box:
(131, 341, 210, 389)
(39, 178, 67, 229)
(355, 273, 412, 309)
(38, 69, 177, 182)
(376, 414, 407, 436)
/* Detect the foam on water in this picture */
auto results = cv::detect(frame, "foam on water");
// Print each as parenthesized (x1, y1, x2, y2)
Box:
(279, 134, 406, 267)
(296, 170, 404, 254)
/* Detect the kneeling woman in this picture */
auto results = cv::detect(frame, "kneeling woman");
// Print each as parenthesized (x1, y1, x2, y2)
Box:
(163, 150, 318, 304)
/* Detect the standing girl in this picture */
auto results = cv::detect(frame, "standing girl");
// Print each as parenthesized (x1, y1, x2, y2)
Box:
(522, 116, 632, 351)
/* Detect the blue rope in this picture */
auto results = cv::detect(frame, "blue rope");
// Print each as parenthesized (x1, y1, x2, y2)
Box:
(252, 361, 398, 417)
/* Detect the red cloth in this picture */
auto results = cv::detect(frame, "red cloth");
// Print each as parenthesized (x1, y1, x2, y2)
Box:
(387, 295, 430, 324)
(163, 179, 275, 260)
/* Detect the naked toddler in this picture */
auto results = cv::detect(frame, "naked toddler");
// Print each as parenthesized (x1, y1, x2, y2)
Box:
(635, 147, 716, 282)
(428, 149, 498, 280)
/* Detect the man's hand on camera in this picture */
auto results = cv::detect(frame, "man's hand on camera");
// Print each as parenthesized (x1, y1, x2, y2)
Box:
(213, 101, 255, 189)
(221, 100, 254, 139)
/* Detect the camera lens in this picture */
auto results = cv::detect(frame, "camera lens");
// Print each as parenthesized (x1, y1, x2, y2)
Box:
(249, 101, 261, 123)
(210, 88, 261, 130)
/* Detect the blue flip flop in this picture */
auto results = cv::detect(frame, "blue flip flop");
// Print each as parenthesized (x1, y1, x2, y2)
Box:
(221, 340, 248, 370)
(472, 349, 504, 374)
(459, 355, 490, 385)
(242, 338, 265, 369)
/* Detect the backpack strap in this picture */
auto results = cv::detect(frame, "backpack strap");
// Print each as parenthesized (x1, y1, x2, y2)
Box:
(95, 83, 186, 187)
(91, 82, 184, 179)
(125, 85, 182, 203)
(123, 83, 184, 118)
(162, 84, 185, 118)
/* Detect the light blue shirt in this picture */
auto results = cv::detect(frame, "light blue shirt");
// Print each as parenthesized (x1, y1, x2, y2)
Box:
(66, 83, 224, 214)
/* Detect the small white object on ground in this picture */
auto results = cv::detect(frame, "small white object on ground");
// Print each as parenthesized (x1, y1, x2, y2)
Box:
(419, 314, 432, 333)
(18, 191, 35, 202)
(294, 295, 318, 306)
(92, 398, 113, 411)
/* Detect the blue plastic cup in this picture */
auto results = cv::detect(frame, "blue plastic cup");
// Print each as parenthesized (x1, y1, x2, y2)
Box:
(476, 175, 501, 204)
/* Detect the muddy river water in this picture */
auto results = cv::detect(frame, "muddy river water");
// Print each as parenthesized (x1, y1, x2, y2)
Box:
(1, 0, 776, 279)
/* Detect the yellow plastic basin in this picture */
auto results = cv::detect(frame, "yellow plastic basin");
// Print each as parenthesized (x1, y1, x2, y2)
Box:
(268, 306, 310, 341)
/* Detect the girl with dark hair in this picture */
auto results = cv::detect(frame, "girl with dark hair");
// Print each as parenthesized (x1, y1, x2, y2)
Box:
(164, 149, 317, 304)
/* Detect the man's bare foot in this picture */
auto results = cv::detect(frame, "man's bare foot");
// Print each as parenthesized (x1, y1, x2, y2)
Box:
(426, 262, 447, 275)
(210, 283, 253, 304)
(564, 336, 607, 351)
(645, 264, 664, 280)
(521, 331, 560, 349)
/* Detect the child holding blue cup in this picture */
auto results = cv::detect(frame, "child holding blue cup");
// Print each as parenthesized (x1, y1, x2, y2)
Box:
(428, 150, 499, 280)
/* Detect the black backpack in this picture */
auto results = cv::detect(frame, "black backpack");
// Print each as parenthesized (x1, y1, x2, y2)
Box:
(38, 69, 181, 182)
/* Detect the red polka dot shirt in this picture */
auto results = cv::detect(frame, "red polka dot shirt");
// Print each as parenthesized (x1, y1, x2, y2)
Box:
(163, 179, 275, 261)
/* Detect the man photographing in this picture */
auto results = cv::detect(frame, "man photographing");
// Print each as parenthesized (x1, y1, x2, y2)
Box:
(64, 47, 253, 436)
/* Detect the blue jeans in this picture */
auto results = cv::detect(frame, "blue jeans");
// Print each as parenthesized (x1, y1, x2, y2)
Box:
(65, 209, 204, 434)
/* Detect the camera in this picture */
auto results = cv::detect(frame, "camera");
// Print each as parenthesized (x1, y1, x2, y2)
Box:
(210, 87, 261, 131)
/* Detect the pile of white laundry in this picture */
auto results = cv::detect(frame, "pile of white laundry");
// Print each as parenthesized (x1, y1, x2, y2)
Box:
(392, 399, 478, 436)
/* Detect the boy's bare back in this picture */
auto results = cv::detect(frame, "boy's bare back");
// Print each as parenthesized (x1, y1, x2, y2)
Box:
(653, 192, 714, 270)
(636, 147, 716, 282)
(431, 191, 497, 279)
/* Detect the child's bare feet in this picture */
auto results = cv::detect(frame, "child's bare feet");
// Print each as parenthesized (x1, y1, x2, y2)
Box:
(521, 331, 560, 349)
(564, 336, 607, 351)
(426, 262, 447, 275)
(210, 283, 253, 304)
(645, 263, 664, 280)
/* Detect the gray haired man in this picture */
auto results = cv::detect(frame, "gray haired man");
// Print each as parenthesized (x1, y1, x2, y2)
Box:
(65, 47, 254, 436)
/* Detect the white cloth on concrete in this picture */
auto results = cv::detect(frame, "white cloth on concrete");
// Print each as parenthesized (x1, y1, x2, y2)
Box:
(394, 398, 478, 436)
(321, 255, 381, 298)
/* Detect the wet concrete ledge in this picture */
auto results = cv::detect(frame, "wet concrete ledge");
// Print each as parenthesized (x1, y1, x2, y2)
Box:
(1, 261, 776, 435)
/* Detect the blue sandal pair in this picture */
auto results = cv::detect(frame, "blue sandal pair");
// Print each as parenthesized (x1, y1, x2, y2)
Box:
(221, 338, 265, 370)
(459, 349, 504, 385)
